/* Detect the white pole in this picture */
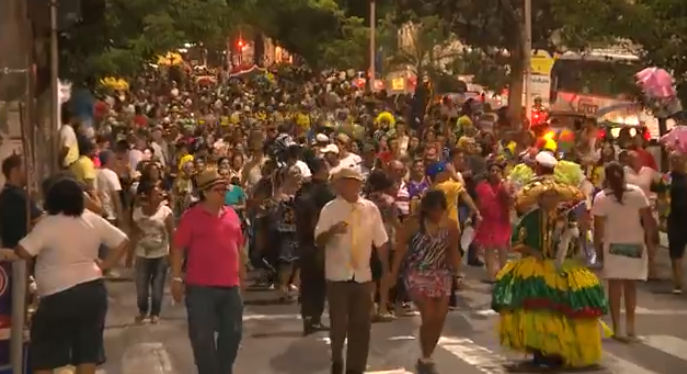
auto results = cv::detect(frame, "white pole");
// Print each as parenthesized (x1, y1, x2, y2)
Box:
(369, 0, 376, 92)
(523, 0, 533, 122)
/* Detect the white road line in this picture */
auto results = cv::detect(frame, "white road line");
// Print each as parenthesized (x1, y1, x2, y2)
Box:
(604, 351, 659, 374)
(641, 335, 687, 361)
(438, 337, 508, 374)
(122, 342, 176, 374)
(633, 307, 687, 316)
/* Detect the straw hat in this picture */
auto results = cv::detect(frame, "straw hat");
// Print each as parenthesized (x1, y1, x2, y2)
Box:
(332, 167, 363, 181)
(194, 170, 227, 191)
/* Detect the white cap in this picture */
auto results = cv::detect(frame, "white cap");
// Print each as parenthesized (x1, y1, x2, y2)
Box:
(535, 151, 558, 168)
(321, 144, 339, 154)
(315, 133, 330, 143)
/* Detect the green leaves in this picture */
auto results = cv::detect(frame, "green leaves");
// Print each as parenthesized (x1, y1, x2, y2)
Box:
(59, 0, 236, 83)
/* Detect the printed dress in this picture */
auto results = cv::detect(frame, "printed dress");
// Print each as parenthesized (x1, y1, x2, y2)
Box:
(404, 227, 453, 298)
(274, 195, 299, 263)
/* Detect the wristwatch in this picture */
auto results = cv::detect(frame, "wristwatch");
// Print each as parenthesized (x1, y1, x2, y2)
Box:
(171, 276, 184, 283)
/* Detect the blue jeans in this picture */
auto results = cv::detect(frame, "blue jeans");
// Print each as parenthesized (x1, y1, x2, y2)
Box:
(135, 257, 167, 316)
(185, 285, 243, 374)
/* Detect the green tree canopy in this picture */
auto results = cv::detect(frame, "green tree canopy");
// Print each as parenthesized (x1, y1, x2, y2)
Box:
(59, 0, 236, 83)
(238, 0, 373, 70)
(399, 0, 624, 118)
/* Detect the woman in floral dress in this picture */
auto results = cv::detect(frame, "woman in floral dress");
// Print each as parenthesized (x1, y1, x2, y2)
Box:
(392, 190, 460, 374)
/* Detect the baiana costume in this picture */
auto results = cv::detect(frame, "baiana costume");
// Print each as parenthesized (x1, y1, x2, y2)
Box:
(493, 153, 609, 369)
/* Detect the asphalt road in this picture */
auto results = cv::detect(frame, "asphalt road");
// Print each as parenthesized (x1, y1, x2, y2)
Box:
(80, 247, 687, 374)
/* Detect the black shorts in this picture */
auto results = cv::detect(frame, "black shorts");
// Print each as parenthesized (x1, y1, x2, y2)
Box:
(30, 279, 107, 370)
(668, 232, 687, 260)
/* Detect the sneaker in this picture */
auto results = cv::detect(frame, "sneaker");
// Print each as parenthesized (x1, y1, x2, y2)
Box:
(673, 287, 682, 295)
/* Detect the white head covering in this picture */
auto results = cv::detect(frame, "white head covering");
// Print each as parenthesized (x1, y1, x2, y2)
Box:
(535, 151, 558, 168)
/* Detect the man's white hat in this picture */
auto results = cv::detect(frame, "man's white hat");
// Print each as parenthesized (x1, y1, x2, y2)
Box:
(315, 133, 330, 143)
(535, 151, 558, 168)
(321, 144, 339, 154)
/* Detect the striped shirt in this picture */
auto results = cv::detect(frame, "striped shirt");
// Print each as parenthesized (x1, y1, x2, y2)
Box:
(395, 181, 410, 217)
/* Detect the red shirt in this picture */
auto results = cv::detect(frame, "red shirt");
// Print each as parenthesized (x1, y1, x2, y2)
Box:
(134, 115, 148, 128)
(636, 148, 657, 171)
(174, 205, 243, 287)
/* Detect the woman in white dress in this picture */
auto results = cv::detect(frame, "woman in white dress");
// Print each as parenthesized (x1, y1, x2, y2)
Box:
(592, 162, 656, 342)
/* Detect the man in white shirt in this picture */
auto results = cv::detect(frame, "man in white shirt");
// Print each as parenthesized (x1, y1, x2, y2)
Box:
(315, 167, 390, 374)
(96, 151, 123, 225)
(59, 105, 79, 167)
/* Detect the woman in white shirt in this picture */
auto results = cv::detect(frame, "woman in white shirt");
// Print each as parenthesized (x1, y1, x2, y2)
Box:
(623, 150, 659, 278)
(592, 162, 655, 342)
(131, 181, 174, 324)
(1, 177, 128, 373)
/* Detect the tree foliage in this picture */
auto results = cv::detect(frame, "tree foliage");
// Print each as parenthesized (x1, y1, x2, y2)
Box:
(234, 0, 375, 70)
(59, 0, 236, 82)
(377, 15, 455, 79)
(398, 0, 625, 117)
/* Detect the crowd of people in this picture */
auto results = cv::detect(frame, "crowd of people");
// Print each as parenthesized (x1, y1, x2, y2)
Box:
(0, 63, 685, 374)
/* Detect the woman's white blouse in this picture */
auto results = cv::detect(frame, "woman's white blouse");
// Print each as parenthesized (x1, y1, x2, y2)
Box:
(19, 210, 128, 296)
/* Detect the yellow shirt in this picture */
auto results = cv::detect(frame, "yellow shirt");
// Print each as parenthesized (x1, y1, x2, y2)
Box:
(70, 155, 96, 183)
(435, 180, 463, 224)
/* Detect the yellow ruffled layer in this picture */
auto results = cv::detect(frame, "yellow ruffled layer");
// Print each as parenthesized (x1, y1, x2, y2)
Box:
(499, 309, 611, 367)
(497, 257, 600, 291)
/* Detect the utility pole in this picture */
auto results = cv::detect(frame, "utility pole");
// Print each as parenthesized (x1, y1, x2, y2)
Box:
(369, 0, 376, 92)
(523, 0, 533, 122)
(50, 0, 60, 172)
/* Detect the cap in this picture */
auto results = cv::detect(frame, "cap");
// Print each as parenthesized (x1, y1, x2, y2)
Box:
(335, 133, 351, 143)
(333, 167, 363, 181)
(194, 170, 227, 191)
(321, 144, 339, 154)
(315, 133, 330, 143)
(426, 161, 448, 177)
(535, 151, 558, 168)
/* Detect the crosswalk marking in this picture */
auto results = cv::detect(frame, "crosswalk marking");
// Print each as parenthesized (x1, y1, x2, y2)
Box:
(438, 337, 508, 374)
(641, 335, 687, 361)
(604, 351, 659, 374)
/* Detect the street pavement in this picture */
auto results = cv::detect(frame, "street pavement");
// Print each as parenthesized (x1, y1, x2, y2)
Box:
(80, 247, 687, 374)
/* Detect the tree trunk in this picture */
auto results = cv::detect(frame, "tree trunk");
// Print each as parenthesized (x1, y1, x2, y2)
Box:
(507, 54, 524, 127)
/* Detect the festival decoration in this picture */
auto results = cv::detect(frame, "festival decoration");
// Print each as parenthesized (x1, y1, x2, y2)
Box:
(195, 75, 217, 85)
(556, 128, 575, 153)
(375, 111, 396, 128)
(635, 67, 676, 99)
(508, 164, 536, 191)
(554, 160, 585, 187)
(99, 77, 129, 91)
(157, 52, 184, 66)
(295, 113, 310, 129)
(535, 131, 558, 152)
(229, 64, 267, 79)
(659, 125, 687, 153)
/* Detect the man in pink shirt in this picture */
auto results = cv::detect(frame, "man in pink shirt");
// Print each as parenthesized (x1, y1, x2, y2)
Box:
(170, 170, 246, 374)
